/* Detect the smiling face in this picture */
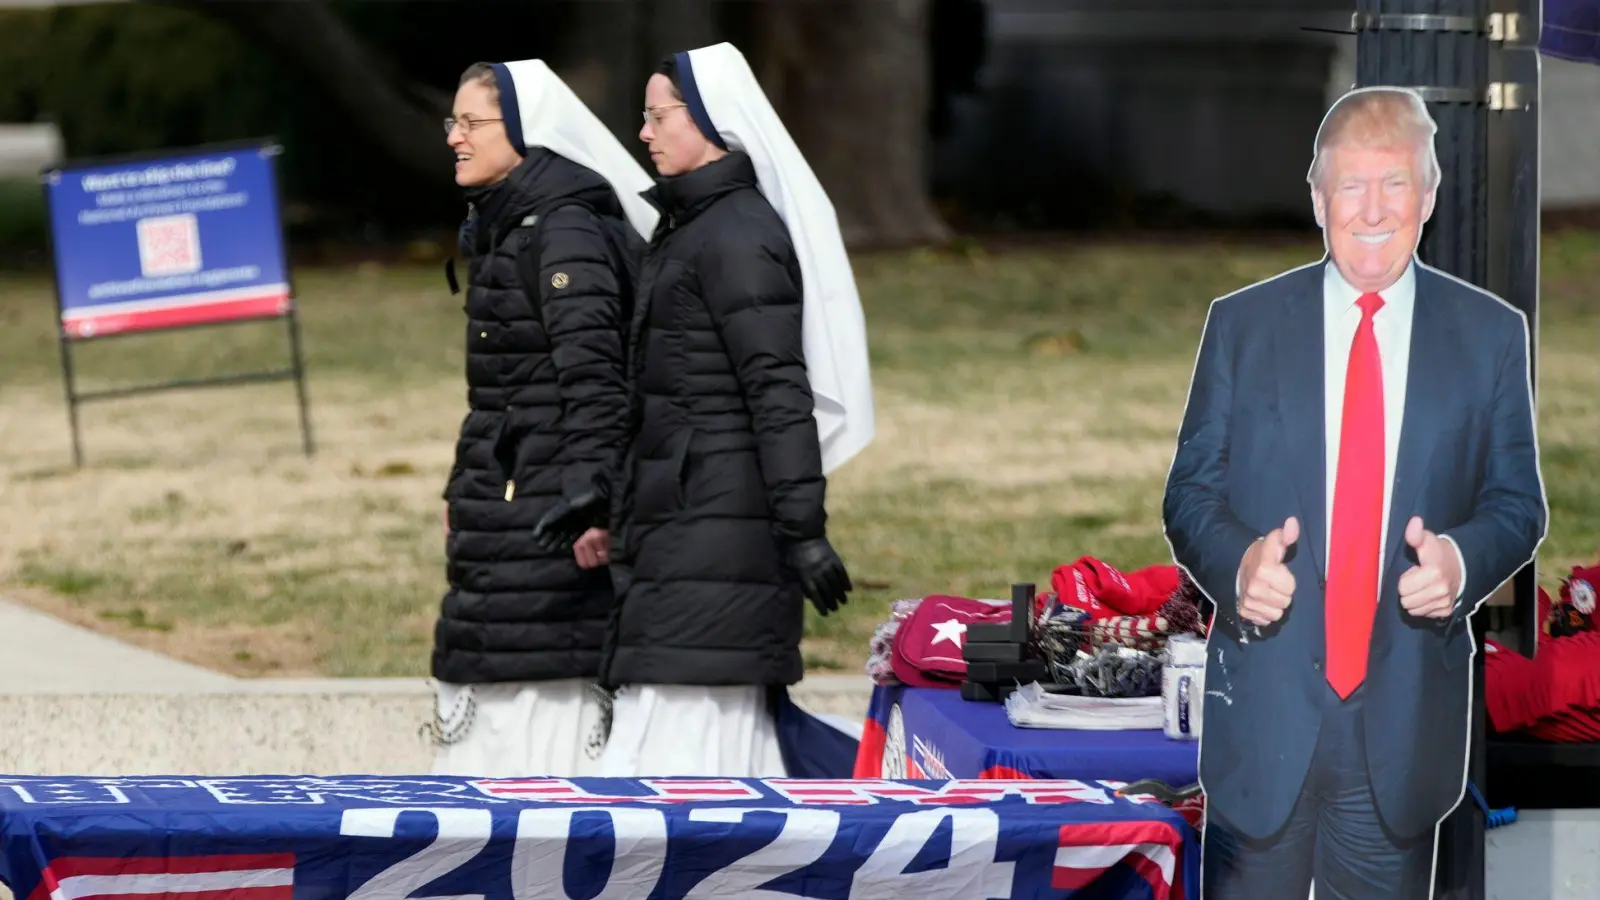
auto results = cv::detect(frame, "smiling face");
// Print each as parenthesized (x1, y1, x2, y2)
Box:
(1313, 139, 1435, 293)
(1307, 90, 1440, 294)
(447, 79, 521, 188)
(639, 73, 723, 177)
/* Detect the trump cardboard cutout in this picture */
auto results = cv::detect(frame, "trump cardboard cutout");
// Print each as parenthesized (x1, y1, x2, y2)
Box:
(1163, 86, 1547, 900)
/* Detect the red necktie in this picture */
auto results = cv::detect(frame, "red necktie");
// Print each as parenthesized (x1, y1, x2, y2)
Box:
(1326, 291, 1386, 699)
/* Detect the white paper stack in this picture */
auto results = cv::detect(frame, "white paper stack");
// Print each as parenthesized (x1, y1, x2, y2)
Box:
(1003, 681, 1165, 731)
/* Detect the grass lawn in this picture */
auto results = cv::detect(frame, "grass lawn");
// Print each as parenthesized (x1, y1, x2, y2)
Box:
(2, 232, 1598, 679)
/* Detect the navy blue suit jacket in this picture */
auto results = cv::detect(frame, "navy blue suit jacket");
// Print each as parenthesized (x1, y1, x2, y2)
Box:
(1163, 259, 1546, 842)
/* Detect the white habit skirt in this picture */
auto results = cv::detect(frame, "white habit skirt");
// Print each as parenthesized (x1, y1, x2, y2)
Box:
(428, 678, 605, 778)
(596, 685, 788, 778)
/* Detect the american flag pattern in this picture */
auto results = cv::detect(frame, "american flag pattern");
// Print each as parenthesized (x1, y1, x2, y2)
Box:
(27, 853, 294, 900)
(1054, 819, 1186, 900)
(472, 777, 766, 803)
(1091, 614, 1171, 651)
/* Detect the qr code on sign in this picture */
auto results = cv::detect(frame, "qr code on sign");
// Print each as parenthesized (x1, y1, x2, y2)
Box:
(136, 213, 202, 277)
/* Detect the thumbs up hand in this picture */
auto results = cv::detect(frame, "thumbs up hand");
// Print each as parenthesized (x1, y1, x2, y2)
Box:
(1238, 516, 1300, 627)
(1399, 516, 1462, 619)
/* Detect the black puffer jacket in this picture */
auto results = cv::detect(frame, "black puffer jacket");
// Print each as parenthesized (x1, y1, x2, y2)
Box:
(604, 152, 827, 688)
(433, 149, 637, 685)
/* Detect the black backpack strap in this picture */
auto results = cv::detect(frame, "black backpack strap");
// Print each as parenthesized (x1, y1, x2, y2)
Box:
(511, 212, 548, 331)
(444, 258, 460, 295)
(511, 199, 636, 331)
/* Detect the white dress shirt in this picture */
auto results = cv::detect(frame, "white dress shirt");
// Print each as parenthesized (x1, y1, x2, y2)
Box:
(1234, 260, 1468, 613)
(1322, 259, 1465, 601)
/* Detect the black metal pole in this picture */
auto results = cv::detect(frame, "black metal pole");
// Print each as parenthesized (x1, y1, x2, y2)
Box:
(1355, 1, 1491, 285)
(1354, 2, 1539, 898)
(1492, 0, 1542, 662)
(1475, 8, 1540, 896)
(286, 310, 315, 458)
(57, 333, 84, 469)
(264, 140, 316, 460)
(40, 169, 85, 469)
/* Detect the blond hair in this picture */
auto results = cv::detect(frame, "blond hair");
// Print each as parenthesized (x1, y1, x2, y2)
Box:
(1307, 87, 1441, 190)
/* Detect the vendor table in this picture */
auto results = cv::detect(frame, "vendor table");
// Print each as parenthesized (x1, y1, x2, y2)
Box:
(0, 774, 1197, 900)
(856, 685, 1200, 788)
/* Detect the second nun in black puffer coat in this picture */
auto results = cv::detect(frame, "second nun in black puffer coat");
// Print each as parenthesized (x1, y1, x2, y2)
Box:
(534, 44, 872, 779)
(427, 58, 655, 778)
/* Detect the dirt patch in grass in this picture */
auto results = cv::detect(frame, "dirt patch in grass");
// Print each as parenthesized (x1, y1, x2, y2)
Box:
(3, 234, 1599, 678)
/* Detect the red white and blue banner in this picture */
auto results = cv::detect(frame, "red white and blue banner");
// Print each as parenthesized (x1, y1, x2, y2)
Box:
(0, 775, 1197, 900)
(42, 144, 293, 339)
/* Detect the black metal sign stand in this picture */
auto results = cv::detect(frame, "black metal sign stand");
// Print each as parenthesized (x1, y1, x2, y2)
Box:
(55, 313, 315, 468)
(1351, 4, 1541, 900)
(43, 140, 315, 468)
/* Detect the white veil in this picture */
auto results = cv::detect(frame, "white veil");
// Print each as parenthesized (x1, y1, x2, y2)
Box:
(496, 59, 660, 239)
(679, 43, 876, 475)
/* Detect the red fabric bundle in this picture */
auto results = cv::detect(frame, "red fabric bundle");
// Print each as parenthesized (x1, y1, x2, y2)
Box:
(1485, 630, 1600, 742)
(1051, 557, 1182, 621)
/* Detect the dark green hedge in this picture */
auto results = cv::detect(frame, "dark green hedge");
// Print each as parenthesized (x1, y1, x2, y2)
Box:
(0, 0, 579, 259)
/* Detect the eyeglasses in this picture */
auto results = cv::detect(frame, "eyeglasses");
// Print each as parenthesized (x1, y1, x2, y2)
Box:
(642, 104, 687, 125)
(444, 116, 503, 136)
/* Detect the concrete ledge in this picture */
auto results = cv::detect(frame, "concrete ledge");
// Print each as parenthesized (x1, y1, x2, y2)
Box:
(0, 675, 874, 776)
(0, 690, 435, 776)
(1486, 809, 1600, 899)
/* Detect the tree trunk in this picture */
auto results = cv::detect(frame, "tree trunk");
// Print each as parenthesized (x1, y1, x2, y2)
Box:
(150, 0, 452, 189)
(755, 0, 950, 249)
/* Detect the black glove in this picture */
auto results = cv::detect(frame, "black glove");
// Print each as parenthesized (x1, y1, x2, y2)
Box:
(787, 537, 853, 616)
(532, 488, 607, 553)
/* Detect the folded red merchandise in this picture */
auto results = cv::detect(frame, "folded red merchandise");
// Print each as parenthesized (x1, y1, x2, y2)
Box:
(1551, 632, 1600, 714)
(1050, 556, 1182, 621)
(1485, 632, 1600, 742)
(1483, 640, 1546, 733)
(889, 594, 1011, 689)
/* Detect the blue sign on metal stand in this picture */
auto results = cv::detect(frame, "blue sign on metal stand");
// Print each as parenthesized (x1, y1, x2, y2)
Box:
(45, 145, 293, 339)
(40, 140, 314, 465)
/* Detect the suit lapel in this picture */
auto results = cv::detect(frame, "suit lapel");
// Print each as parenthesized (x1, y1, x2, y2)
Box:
(1274, 264, 1328, 580)
(1383, 270, 1453, 580)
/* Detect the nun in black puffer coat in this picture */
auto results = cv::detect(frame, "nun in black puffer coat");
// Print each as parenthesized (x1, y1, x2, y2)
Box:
(535, 44, 872, 780)
(427, 58, 655, 778)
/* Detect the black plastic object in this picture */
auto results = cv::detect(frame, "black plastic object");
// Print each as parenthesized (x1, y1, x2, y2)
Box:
(960, 681, 1019, 703)
(963, 641, 1029, 662)
(965, 660, 1050, 683)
